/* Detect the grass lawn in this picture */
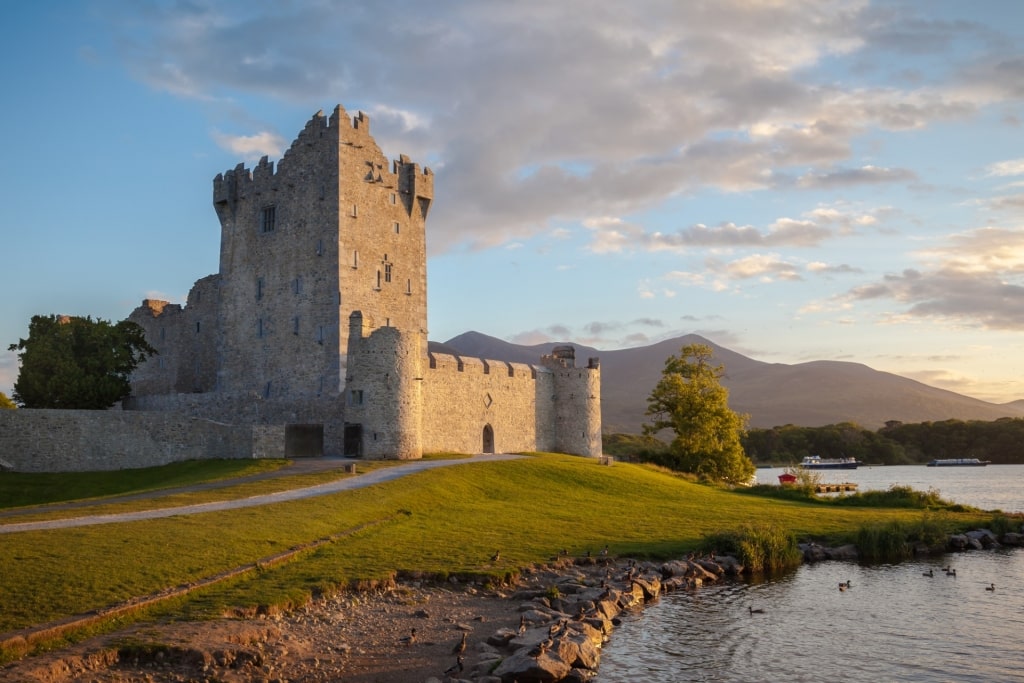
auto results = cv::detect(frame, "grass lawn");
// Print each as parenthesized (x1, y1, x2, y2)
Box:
(0, 453, 993, 655)
(0, 458, 290, 509)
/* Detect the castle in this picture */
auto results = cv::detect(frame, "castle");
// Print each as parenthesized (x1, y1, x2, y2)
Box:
(125, 105, 602, 460)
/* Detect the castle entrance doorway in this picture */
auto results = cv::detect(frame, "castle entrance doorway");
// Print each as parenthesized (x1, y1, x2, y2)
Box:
(343, 424, 363, 457)
(482, 424, 494, 454)
(285, 424, 324, 457)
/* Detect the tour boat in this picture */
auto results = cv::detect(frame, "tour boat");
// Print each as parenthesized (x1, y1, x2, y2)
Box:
(926, 458, 991, 467)
(800, 455, 860, 470)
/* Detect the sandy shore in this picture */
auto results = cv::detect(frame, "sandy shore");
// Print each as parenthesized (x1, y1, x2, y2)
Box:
(3, 565, 598, 683)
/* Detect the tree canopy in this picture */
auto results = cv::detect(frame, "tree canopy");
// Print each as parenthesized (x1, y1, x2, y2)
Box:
(7, 314, 156, 409)
(643, 343, 755, 485)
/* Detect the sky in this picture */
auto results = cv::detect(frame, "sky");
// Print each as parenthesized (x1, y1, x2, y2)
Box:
(2, 0, 1023, 406)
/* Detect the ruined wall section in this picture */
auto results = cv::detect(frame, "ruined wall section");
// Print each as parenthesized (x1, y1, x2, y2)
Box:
(212, 109, 344, 400)
(128, 299, 184, 396)
(419, 353, 558, 455)
(129, 275, 221, 396)
(177, 275, 222, 393)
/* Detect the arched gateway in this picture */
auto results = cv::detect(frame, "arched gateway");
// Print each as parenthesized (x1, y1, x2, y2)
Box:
(482, 424, 495, 454)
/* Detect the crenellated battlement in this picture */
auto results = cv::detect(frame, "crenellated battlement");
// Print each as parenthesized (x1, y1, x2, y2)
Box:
(427, 353, 543, 380)
(213, 105, 433, 210)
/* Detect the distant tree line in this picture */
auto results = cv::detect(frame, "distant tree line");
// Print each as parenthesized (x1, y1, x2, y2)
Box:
(606, 418, 1024, 467)
(741, 418, 1024, 466)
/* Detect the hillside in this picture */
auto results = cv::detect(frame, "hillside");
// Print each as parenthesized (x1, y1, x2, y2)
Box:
(434, 332, 1024, 432)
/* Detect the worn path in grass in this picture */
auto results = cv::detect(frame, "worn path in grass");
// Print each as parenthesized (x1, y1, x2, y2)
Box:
(0, 453, 523, 534)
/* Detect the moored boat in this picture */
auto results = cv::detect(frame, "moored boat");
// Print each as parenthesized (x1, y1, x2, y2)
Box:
(800, 455, 860, 470)
(926, 458, 991, 467)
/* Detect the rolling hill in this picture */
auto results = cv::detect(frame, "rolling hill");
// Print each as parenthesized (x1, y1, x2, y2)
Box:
(433, 332, 1024, 433)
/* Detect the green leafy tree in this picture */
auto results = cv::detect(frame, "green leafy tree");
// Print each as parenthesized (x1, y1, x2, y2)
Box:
(7, 315, 156, 409)
(643, 343, 755, 485)
(0, 391, 15, 409)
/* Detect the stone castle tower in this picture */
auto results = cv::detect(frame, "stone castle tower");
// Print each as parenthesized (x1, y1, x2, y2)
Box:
(128, 106, 601, 460)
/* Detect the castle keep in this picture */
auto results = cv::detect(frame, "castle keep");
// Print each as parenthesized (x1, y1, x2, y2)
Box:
(125, 106, 602, 460)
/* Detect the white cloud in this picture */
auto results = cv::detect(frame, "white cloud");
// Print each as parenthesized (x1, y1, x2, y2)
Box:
(104, 0, 1019, 253)
(211, 130, 286, 161)
(986, 159, 1024, 177)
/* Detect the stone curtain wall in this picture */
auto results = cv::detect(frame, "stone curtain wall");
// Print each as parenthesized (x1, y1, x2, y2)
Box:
(419, 352, 558, 455)
(0, 410, 280, 473)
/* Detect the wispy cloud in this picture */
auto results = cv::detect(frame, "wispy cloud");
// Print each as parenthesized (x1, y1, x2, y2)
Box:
(104, 0, 1015, 253)
(211, 130, 286, 161)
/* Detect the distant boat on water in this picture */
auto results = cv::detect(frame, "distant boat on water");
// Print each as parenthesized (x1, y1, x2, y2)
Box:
(800, 455, 860, 470)
(926, 458, 991, 467)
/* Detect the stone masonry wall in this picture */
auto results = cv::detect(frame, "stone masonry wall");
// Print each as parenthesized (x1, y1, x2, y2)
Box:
(419, 352, 557, 454)
(0, 410, 279, 473)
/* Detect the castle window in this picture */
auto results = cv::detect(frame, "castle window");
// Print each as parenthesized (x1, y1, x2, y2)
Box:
(196, 321, 201, 334)
(293, 277, 303, 295)
(257, 318, 264, 338)
(256, 277, 264, 300)
(390, 192, 397, 205)
(260, 205, 276, 233)
(384, 262, 392, 283)
(352, 250, 359, 268)
(316, 239, 323, 256)
(293, 316, 300, 335)
(264, 382, 272, 399)
(375, 270, 382, 289)
(319, 184, 325, 200)
(317, 325, 325, 344)
(351, 204, 358, 217)
(393, 221, 400, 234)
(406, 279, 412, 295)
(160, 327, 166, 341)
(349, 389, 364, 406)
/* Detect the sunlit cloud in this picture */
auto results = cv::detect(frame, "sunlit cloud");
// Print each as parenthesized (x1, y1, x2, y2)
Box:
(986, 159, 1024, 176)
(211, 130, 286, 161)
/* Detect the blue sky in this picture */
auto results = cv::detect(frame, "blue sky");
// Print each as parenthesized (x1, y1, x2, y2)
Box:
(2, 1, 1023, 405)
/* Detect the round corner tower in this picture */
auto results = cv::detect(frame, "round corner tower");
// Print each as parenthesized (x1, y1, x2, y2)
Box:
(343, 311, 423, 459)
(543, 346, 603, 457)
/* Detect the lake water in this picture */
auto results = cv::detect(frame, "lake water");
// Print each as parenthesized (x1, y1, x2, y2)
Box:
(597, 465, 1024, 682)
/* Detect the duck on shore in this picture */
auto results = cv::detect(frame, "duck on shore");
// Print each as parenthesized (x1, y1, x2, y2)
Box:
(923, 569, 934, 577)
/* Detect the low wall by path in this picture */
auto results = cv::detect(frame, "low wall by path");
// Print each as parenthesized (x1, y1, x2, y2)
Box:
(0, 410, 282, 472)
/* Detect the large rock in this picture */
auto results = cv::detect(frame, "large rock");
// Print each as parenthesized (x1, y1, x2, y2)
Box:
(966, 529, 1000, 548)
(1000, 532, 1024, 546)
(494, 648, 572, 683)
(825, 544, 859, 561)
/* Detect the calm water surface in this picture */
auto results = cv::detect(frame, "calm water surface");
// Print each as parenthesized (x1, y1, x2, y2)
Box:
(597, 465, 1024, 682)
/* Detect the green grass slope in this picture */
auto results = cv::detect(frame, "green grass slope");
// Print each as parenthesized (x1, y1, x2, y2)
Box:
(0, 454, 990, 639)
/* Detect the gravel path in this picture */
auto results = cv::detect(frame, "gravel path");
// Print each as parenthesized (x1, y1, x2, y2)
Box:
(0, 453, 523, 534)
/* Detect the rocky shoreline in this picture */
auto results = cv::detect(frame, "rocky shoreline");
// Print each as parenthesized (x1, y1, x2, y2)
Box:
(5, 524, 1022, 683)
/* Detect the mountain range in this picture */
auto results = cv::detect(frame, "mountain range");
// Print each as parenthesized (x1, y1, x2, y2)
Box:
(432, 332, 1024, 433)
